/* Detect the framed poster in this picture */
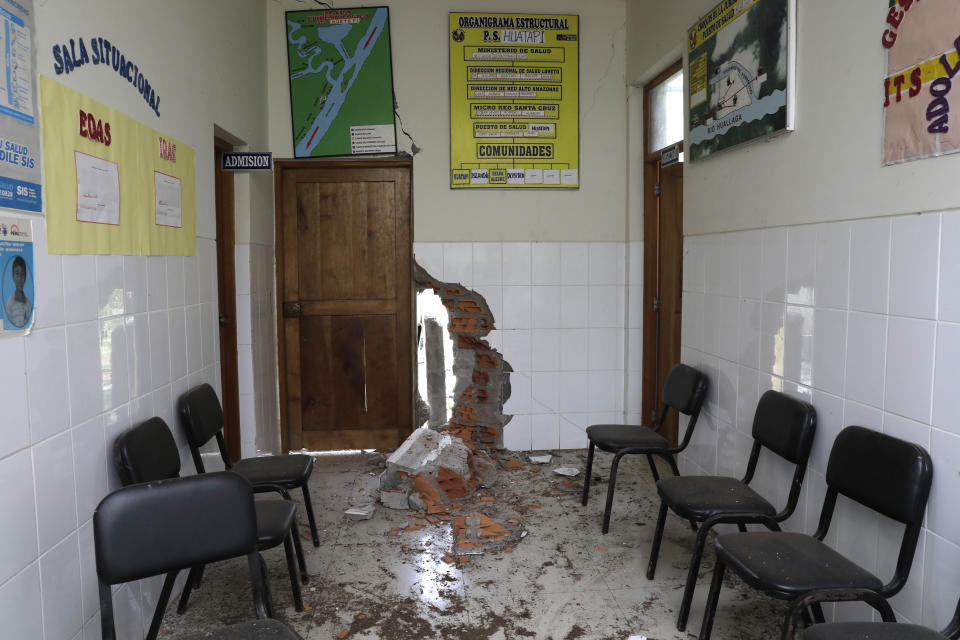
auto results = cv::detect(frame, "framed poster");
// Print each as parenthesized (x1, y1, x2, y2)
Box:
(285, 7, 397, 158)
(881, 0, 960, 164)
(0, 216, 33, 332)
(687, 0, 795, 161)
(449, 13, 579, 188)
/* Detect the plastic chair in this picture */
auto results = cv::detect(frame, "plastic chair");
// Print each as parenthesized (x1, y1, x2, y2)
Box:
(178, 383, 320, 547)
(94, 472, 303, 640)
(697, 425, 933, 640)
(781, 590, 960, 640)
(113, 417, 308, 630)
(581, 362, 708, 533)
(647, 389, 817, 631)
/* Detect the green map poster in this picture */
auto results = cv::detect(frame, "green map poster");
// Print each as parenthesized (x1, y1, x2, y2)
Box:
(286, 7, 397, 157)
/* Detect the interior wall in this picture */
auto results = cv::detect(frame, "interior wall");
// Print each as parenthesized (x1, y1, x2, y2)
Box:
(266, 0, 629, 242)
(0, 1, 272, 637)
(627, 0, 960, 630)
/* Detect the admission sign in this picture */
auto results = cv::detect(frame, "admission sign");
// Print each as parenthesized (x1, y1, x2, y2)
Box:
(449, 13, 579, 188)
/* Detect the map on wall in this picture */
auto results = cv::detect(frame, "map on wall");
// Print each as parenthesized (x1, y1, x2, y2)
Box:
(687, 0, 795, 161)
(285, 7, 397, 158)
(881, 0, 960, 164)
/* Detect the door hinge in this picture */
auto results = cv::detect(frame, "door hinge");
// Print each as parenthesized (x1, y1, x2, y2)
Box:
(653, 182, 661, 196)
(653, 297, 660, 312)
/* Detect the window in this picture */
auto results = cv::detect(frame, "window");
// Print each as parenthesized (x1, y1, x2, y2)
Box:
(647, 68, 684, 154)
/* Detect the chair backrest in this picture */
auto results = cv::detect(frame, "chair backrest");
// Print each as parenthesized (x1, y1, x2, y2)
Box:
(751, 390, 817, 465)
(113, 417, 181, 485)
(659, 363, 708, 449)
(94, 473, 257, 586)
(818, 425, 933, 595)
(179, 383, 231, 472)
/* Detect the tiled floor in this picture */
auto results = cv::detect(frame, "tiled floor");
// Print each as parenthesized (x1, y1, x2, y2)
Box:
(158, 450, 785, 639)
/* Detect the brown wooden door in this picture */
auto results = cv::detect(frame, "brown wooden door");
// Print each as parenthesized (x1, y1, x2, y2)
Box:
(642, 158, 684, 444)
(214, 138, 241, 460)
(275, 158, 414, 451)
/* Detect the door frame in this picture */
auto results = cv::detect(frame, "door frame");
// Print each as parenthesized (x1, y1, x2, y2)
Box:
(273, 157, 415, 452)
(640, 60, 684, 444)
(214, 137, 241, 460)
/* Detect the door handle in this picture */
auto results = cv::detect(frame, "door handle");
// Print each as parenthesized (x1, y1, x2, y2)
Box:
(218, 314, 229, 327)
(283, 301, 302, 318)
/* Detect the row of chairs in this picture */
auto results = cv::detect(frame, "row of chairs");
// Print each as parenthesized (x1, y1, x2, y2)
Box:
(583, 363, 944, 640)
(95, 383, 318, 640)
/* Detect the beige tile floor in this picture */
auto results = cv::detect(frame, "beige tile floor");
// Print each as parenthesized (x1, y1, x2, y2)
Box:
(158, 449, 785, 639)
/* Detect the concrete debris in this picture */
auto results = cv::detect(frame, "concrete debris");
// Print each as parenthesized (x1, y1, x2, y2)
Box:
(380, 488, 412, 510)
(344, 505, 375, 520)
(407, 492, 427, 512)
(627, 636, 648, 640)
(528, 454, 552, 464)
(553, 467, 579, 477)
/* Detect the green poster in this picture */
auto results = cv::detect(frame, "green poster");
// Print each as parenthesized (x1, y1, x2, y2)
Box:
(286, 7, 397, 157)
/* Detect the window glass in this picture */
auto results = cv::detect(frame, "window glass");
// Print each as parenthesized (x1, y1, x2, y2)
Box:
(648, 69, 684, 153)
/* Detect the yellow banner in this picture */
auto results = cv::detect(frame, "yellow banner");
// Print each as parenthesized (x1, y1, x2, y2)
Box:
(450, 13, 578, 188)
(40, 76, 195, 255)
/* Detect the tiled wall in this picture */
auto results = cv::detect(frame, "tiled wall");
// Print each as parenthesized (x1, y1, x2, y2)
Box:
(414, 242, 642, 452)
(679, 211, 960, 627)
(0, 220, 223, 639)
(235, 241, 280, 457)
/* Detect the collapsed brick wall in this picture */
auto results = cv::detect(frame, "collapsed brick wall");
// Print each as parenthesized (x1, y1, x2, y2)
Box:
(415, 262, 512, 449)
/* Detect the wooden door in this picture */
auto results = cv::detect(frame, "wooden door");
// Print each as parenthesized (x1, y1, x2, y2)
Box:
(214, 138, 241, 459)
(642, 159, 684, 445)
(275, 158, 414, 451)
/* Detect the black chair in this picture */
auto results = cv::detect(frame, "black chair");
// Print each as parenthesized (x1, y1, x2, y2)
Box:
(94, 472, 303, 640)
(783, 591, 960, 640)
(646, 389, 817, 631)
(113, 417, 308, 628)
(582, 363, 708, 533)
(697, 425, 933, 640)
(178, 383, 319, 547)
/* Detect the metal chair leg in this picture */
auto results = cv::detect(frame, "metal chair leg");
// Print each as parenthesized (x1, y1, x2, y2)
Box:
(300, 483, 320, 547)
(698, 558, 726, 640)
(146, 570, 178, 640)
(291, 522, 309, 584)
(283, 533, 304, 611)
(677, 520, 712, 631)
(646, 501, 668, 579)
(645, 454, 660, 482)
(176, 565, 202, 614)
(602, 453, 624, 534)
(582, 442, 595, 506)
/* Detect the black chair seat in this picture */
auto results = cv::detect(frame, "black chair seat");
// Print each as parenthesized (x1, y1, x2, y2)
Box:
(657, 475, 777, 520)
(232, 455, 314, 486)
(804, 622, 946, 640)
(183, 619, 304, 640)
(585, 424, 669, 451)
(715, 532, 883, 595)
(255, 501, 297, 547)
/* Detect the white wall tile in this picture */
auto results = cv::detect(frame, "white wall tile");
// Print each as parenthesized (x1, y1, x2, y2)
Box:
(559, 285, 588, 329)
(738, 299, 761, 368)
(589, 242, 618, 285)
(928, 429, 960, 545)
(62, 255, 98, 324)
(589, 370, 622, 413)
(761, 228, 788, 302)
(0, 563, 43, 640)
(502, 414, 531, 451)
(706, 235, 738, 298)
(736, 365, 760, 434)
(922, 532, 960, 628)
(787, 226, 817, 306)
(532, 371, 560, 412)
(96, 256, 124, 318)
(531, 329, 560, 372)
(560, 243, 589, 285)
(497, 331, 528, 375)
(146, 256, 167, 312)
(933, 322, 960, 435)
(40, 534, 83, 640)
(808, 391, 843, 475)
(125, 314, 152, 399)
(442, 242, 472, 287)
(27, 327, 70, 443)
(717, 297, 739, 363)
(716, 359, 738, 427)
(759, 302, 785, 376)
(531, 286, 560, 329)
(815, 222, 850, 310)
(532, 243, 561, 285)
(66, 322, 102, 426)
(783, 305, 814, 386)
(32, 223, 64, 329)
(182, 255, 199, 308)
(682, 292, 703, 351)
(560, 329, 589, 371)
(0, 450, 37, 584)
(502, 243, 531, 286)
(849, 218, 891, 314)
(100, 318, 129, 411)
(588, 328, 620, 371)
(844, 312, 887, 409)
(32, 431, 77, 555)
(531, 414, 559, 449)
(72, 416, 106, 525)
(200, 302, 217, 367)
(738, 231, 762, 300)
(939, 212, 960, 321)
(0, 336, 28, 458)
(884, 317, 935, 423)
(503, 371, 531, 414)
(588, 285, 620, 328)
(890, 213, 940, 320)
(684, 236, 705, 294)
(501, 286, 532, 329)
(559, 417, 588, 449)
(811, 308, 846, 396)
(472, 243, 502, 286)
(234, 245, 251, 296)
(559, 371, 590, 413)
(413, 242, 443, 279)
(148, 311, 171, 388)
